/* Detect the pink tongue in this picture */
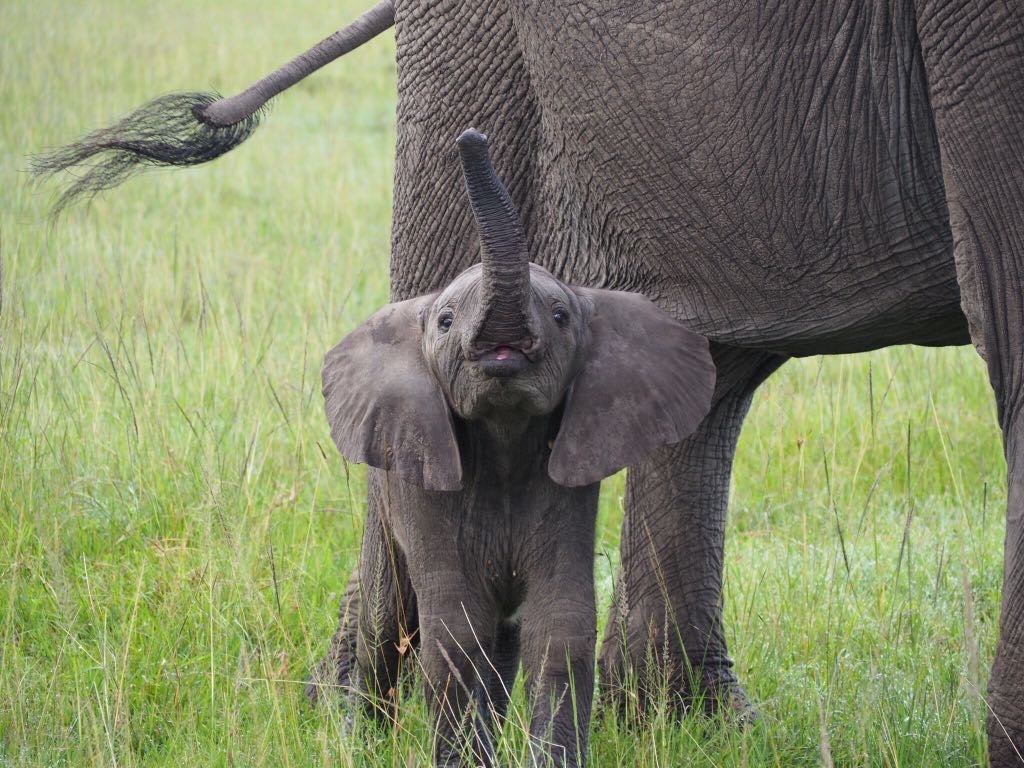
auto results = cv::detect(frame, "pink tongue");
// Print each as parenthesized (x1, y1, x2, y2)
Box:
(495, 346, 513, 361)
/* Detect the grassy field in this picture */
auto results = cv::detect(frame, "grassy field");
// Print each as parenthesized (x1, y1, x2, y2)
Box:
(0, 1, 1009, 765)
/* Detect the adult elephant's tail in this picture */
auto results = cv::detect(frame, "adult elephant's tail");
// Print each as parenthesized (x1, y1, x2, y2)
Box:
(31, 0, 394, 216)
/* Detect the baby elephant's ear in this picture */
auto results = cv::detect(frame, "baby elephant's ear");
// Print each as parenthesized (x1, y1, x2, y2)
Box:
(322, 296, 462, 492)
(548, 289, 715, 487)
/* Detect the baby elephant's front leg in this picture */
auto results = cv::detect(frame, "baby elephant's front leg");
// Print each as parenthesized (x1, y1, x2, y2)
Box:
(520, 573, 596, 768)
(419, 596, 498, 768)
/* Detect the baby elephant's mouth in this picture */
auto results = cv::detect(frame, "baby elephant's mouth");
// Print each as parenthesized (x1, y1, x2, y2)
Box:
(478, 345, 530, 378)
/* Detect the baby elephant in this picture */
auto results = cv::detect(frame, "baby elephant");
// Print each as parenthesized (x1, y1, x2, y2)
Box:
(320, 129, 715, 767)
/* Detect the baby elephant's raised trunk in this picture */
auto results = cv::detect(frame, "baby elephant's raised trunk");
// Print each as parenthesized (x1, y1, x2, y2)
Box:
(456, 129, 533, 349)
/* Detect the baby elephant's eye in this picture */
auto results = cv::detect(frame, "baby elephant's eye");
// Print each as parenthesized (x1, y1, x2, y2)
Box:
(552, 307, 570, 327)
(438, 311, 454, 332)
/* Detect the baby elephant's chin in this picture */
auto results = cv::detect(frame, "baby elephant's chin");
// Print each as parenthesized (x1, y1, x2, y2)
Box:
(455, 371, 558, 420)
(478, 346, 530, 378)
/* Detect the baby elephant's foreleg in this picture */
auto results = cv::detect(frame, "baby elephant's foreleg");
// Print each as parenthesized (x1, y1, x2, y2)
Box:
(520, 576, 596, 768)
(419, 597, 499, 768)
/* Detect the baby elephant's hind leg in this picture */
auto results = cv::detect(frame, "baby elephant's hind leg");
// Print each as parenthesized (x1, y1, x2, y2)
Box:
(355, 502, 419, 721)
(308, 476, 420, 718)
(305, 568, 361, 706)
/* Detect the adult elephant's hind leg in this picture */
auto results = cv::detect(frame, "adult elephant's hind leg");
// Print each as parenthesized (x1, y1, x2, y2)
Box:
(912, 3, 1024, 763)
(599, 346, 786, 720)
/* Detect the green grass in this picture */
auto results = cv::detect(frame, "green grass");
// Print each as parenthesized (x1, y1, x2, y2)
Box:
(0, 1, 1008, 765)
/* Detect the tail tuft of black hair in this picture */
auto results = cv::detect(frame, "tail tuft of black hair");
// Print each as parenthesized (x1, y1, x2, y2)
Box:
(30, 92, 263, 217)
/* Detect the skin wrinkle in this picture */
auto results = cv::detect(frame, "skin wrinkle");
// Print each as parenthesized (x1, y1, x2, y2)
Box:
(561, 0, 950, 348)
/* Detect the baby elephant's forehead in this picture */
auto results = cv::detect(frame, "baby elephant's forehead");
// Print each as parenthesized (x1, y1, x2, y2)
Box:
(526, 264, 574, 300)
(435, 262, 575, 308)
(437, 264, 483, 304)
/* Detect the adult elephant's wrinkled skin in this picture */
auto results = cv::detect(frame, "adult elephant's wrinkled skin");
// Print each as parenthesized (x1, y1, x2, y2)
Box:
(35, 0, 1024, 763)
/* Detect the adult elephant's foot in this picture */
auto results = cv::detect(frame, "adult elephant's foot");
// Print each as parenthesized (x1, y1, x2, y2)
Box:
(701, 668, 760, 725)
(304, 638, 357, 708)
(597, 600, 758, 726)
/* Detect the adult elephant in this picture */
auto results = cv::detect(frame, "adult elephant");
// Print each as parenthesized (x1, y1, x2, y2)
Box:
(35, 0, 1024, 762)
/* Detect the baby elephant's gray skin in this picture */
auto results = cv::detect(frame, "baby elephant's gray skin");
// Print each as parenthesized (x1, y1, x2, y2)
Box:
(318, 130, 714, 767)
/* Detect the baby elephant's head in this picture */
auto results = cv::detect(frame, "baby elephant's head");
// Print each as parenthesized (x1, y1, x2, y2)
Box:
(422, 260, 586, 420)
(323, 130, 716, 491)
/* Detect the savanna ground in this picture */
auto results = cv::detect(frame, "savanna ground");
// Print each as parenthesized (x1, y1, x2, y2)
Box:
(0, 1, 1008, 765)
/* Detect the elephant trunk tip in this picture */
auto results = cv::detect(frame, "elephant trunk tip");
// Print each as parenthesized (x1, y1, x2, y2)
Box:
(456, 127, 488, 151)
(456, 129, 494, 182)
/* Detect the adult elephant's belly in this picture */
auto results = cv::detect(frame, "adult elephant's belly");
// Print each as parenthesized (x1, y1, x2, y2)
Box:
(514, 0, 970, 355)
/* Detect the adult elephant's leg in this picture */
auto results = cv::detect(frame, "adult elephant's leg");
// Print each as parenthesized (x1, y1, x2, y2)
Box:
(599, 345, 786, 717)
(912, 2, 1024, 763)
(990, 424, 1024, 764)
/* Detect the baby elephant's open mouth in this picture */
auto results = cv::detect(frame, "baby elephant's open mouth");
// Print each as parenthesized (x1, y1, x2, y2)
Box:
(479, 345, 530, 377)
